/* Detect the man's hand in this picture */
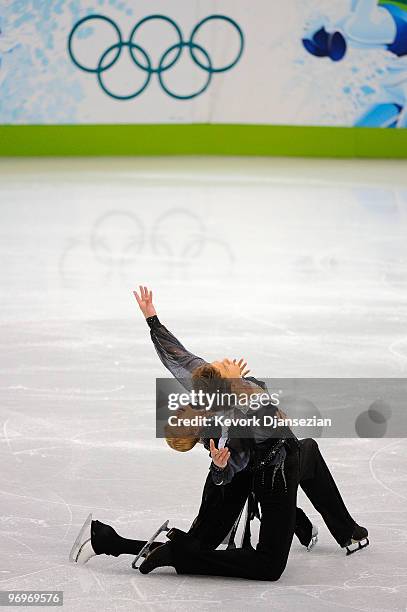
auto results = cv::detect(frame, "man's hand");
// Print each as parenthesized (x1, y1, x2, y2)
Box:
(233, 358, 251, 377)
(133, 286, 157, 319)
(210, 439, 230, 469)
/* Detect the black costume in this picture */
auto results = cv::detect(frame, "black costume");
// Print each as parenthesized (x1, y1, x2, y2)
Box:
(145, 315, 319, 549)
(165, 436, 357, 580)
(91, 315, 359, 580)
(141, 315, 358, 580)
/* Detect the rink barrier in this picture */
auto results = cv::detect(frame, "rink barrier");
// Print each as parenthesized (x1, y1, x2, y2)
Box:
(0, 124, 406, 158)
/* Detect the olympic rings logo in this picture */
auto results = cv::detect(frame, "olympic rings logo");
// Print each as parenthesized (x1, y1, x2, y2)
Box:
(67, 14, 244, 100)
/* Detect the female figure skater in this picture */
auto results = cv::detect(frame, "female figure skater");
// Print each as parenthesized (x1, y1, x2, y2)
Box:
(70, 286, 368, 580)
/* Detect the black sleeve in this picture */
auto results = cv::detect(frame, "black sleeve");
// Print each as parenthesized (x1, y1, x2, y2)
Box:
(210, 461, 232, 486)
(146, 315, 207, 390)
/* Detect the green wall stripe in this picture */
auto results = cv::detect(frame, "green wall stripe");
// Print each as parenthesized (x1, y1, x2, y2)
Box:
(379, 0, 407, 10)
(0, 124, 406, 158)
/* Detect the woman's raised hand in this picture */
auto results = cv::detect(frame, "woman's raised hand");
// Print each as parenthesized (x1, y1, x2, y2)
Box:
(233, 358, 251, 377)
(133, 286, 157, 319)
(210, 439, 230, 469)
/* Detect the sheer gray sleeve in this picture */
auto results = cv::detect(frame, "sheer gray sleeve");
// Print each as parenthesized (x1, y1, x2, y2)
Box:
(146, 315, 207, 389)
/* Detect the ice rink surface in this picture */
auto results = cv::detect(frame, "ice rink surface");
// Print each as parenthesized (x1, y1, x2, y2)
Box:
(1, 156, 407, 611)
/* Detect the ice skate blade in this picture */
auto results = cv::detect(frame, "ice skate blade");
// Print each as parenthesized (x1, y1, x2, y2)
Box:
(69, 513, 93, 563)
(132, 520, 170, 570)
(345, 537, 369, 555)
(307, 526, 319, 552)
(74, 538, 96, 565)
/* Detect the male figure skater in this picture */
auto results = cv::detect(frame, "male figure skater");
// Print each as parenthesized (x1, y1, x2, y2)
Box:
(70, 286, 368, 580)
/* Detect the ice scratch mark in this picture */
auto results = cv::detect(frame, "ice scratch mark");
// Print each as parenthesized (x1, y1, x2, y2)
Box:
(90, 568, 106, 593)
(0, 564, 67, 585)
(2, 419, 22, 463)
(388, 338, 407, 372)
(369, 439, 407, 502)
(0, 533, 35, 554)
(0, 488, 128, 513)
(51, 490, 73, 542)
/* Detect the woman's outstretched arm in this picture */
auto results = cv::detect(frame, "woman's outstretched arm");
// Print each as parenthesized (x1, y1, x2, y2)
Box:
(133, 285, 206, 388)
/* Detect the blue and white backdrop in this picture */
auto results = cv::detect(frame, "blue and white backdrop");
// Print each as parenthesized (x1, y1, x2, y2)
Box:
(1, 0, 407, 127)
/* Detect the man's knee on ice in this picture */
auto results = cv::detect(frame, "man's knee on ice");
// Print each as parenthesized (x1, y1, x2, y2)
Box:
(256, 551, 287, 581)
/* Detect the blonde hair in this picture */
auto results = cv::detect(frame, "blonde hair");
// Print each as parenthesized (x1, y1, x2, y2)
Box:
(163, 403, 202, 453)
(191, 363, 222, 386)
(165, 436, 199, 452)
(192, 362, 263, 400)
(164, 364, 262, 453)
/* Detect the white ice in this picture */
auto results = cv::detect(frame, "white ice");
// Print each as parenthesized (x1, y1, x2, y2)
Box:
(0, 157, 407, 611)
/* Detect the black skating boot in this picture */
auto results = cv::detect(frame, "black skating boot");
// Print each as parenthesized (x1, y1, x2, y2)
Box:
(343, 524, 369, 555)
(138, 542, 174, 574)
(69, 514, 124, 564)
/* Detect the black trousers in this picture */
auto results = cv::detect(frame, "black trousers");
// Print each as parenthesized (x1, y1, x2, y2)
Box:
(185, 463, 314, 549)
(105, 457, 314, 559)
(168, 439, 356, 581)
